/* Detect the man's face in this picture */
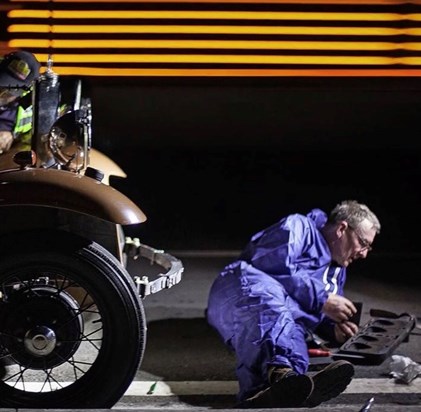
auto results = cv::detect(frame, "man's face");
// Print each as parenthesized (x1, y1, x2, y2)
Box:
(330, 219, 377, 267)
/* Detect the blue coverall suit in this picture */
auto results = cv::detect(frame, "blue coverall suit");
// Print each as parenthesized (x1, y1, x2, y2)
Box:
(207, 209, 346, 401)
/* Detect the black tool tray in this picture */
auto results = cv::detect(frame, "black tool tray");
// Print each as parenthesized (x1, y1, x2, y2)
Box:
(335, 313, 416, 365)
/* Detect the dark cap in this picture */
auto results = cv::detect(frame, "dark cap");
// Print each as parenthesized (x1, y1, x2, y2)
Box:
(0, 50, 41, 93)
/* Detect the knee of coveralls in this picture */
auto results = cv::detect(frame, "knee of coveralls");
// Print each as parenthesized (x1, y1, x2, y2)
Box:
(207, 265, 241, 346)
(207, 263, 310, 401)
(232, 272, 310, 400)
(234, 307, 309, 399)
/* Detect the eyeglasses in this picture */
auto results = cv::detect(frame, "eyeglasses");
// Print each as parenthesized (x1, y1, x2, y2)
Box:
(348, 225, 373, 252)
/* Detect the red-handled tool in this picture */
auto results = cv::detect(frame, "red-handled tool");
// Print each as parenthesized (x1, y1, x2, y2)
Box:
(308, 348, 366, 361)
(308, 348, 331, 357)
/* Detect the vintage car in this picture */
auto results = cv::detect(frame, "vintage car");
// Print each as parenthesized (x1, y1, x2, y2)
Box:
(0, 60, 183, 408)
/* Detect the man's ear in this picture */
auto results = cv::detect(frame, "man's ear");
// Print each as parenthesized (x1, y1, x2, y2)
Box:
(336, 221, 348, 238)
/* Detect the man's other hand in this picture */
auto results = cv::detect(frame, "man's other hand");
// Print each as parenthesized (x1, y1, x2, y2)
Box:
(0, 131, 13, 153)
(334, 321, 359, 343)
(322, 294, 357, 323)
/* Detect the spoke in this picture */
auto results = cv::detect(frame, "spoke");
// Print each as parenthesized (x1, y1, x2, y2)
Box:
(4, 354, 37, 386)
(0, 347, 22, 361)
(0, 331, 20, 339)
(55, 301, 101, 333)
(78, 329, 103, 351)
(72, 356, 79, 380)
(64, 356, 90, 375)
(55, 275, 78, 293)
(68, 358, 91, 373)
(40, 368, 65, 391)
(4, 365, 28, 384)
(58, 354, 93, 381)
(10, 364, 27, 390)
(78, 301, 98, 315)
(54, 276, 93, 312)
(77, 290, 92, 310)
(82, 325, 103, 339)
(79, 336, 102, 351)
(0, 352, 13, 362)
(55, 320, 103, 354)
(69, 359, 95, 367)
(59, 338, 102, 345)
(0, 270, 114, 396)
(63, 355, 80, 381)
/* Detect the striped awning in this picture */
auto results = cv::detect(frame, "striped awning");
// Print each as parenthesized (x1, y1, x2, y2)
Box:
(3, 0, 421, 76)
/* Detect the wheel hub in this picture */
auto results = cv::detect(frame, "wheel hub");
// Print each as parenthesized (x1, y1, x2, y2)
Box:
(24, 326, 57, 356)
(0, 283, 84, 370)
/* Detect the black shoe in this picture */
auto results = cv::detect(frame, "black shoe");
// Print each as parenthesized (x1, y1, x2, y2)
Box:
(304, 360, 354, 407)
(240, 371, 314, 409)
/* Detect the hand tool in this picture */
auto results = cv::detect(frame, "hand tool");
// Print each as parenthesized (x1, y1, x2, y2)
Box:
(308, 348, 366, 360)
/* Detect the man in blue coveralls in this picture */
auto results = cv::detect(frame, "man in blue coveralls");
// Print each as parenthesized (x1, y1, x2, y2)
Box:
(207, 200, 380, 408)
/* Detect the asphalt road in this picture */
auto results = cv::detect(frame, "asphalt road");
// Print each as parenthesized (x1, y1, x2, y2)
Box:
(111, 253, 421, 411)
(11, 253, 419, 411)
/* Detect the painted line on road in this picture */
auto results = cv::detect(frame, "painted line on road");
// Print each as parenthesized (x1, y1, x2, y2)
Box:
(123, 379, 421, 396)
(7, 379, 420, 396)
(125, 380, 238, 396)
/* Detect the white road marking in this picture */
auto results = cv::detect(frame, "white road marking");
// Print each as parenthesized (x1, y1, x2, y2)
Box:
(345, 378, 421, 394)
(125, 380, 239, 396)
(7, 379, 420, 396)
(122, 379, 421, 396)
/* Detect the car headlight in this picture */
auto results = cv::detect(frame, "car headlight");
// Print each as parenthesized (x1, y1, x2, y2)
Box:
(48, 111, 85, 172)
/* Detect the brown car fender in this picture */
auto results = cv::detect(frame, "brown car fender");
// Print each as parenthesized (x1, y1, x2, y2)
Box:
(89, 148, 127, 185)
(0, 167, 146, 225)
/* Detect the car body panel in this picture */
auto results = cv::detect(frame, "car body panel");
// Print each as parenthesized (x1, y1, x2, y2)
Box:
(0, 167, 146, 225)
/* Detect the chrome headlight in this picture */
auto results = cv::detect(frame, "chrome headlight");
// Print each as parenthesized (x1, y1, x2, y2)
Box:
(48, 107, 91, 172)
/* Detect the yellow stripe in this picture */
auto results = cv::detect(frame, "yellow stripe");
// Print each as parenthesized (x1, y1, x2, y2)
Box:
(38, 66, 421, 77)
(8, 10, 421, 21)
(8, 0, 421, 4)
(19, 52, 408, 65)
(6, 38, 415, 51)
(9, 0, 421, 4)
(7, 25, 414, 36)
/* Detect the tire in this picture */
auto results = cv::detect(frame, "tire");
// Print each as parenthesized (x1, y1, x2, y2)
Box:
(0, 231, 146, 408)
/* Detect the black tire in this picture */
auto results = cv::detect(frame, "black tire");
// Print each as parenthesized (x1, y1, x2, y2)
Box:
(0, 231, 146, 408)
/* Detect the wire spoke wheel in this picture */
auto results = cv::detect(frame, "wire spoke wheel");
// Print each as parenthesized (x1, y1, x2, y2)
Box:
(0, 233, 146, 408)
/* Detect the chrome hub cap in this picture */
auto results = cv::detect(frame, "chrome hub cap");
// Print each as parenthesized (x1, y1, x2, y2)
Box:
(24, 326, 57, 356)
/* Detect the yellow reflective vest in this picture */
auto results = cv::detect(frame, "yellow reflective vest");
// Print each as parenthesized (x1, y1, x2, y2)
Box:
(13, 103, 32, 136)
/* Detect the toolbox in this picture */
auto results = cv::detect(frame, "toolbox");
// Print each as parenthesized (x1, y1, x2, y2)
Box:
(334, 313, 416, 365)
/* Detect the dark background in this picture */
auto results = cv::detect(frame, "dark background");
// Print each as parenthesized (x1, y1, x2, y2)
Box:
(68, 76, 421, 259)
(2, 1, 421, 260)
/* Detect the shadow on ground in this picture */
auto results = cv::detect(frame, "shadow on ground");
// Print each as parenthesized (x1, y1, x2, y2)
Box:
(140, 317, 236, 381)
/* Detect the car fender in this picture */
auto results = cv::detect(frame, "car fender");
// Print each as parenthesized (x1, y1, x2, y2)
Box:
(0, 167, 146, 225)
(89, 148, 127, 185)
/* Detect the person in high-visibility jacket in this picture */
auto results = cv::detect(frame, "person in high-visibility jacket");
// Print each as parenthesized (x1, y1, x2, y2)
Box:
(207, 200, 381, 408)
(0, 50, 41, 153)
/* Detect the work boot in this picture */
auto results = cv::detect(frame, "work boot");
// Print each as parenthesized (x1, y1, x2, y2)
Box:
(304, 360, 354, 407)
(239, 367, 314, 408)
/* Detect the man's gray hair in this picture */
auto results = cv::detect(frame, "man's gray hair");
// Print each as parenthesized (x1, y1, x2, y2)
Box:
(329, 200, 381, 234)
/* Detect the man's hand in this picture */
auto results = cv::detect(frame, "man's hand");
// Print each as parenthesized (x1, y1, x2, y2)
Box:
(0, 131, 14, 153)
(322, 294, 357, 323)
(334, 321, 359, 343)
